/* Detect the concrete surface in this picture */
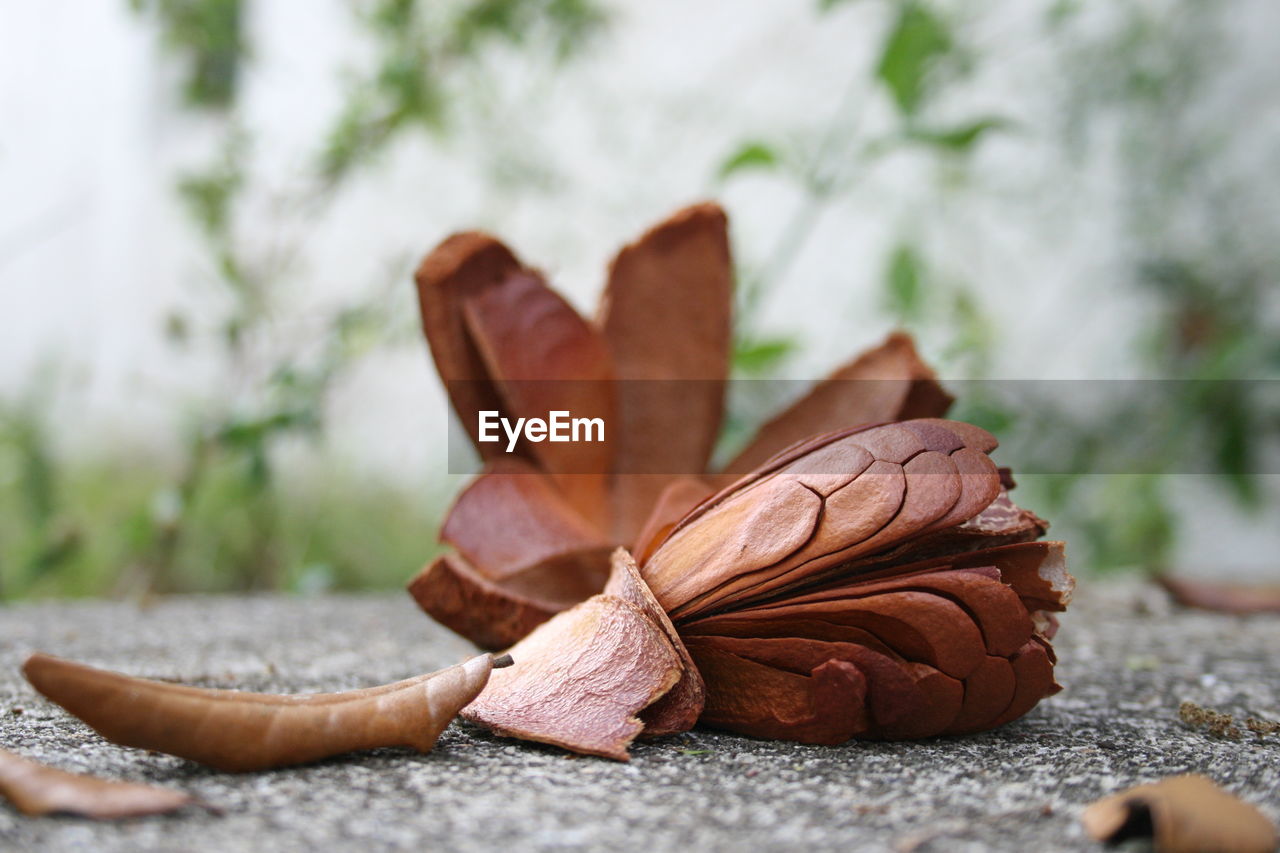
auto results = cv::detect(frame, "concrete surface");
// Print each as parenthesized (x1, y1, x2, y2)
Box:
(1, 580, 1278, 852)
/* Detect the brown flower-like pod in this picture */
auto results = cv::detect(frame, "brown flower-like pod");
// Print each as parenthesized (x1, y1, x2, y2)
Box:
(406, 204, 1072, 754)
(23, 652, 508, 772)
(462, 592, 683, 761)
(0, 748, 195, 819)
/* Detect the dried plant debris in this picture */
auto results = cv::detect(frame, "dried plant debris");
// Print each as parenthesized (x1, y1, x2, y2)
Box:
(407, 203, 1072, 755)
(1245, 716, 1280, 736)
(0, 748, 195, 819)
(23, 652, 509, 772)
(1159, 576, 1280, 614)
(1082, 774, 1278, 853)
(1181, 701, 1280, 741)
(1180, 701, 1243, 740)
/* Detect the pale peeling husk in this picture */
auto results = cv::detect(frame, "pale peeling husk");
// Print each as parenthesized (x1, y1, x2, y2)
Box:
(603, 549, 706, 736)
(462, 592, 684, 761)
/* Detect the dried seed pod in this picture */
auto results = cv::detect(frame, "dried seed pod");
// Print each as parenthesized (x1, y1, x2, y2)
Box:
(23, 652, 508, 772)
(404, 204, 1071, 756)
(0, 748, 195, 819)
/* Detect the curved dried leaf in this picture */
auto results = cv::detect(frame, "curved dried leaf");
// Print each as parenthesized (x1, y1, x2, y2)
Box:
(463, 594, 682, 761)
(719, 331, 952, 479)
(598, 202, 732, 542)
(23, 652, 505, 772)
(1082, 774, 1277, 853)
(1158, 576, 1280, 615)
(0, 748, 194, 819)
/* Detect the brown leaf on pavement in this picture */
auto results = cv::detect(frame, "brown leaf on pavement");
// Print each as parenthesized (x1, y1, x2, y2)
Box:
(23, 652, 507, 772)
(0, 748, 194, 819)
(1159, 576, 1280, 614)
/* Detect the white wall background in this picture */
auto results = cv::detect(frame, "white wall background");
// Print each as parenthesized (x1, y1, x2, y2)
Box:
(1, 1, 1277, 571)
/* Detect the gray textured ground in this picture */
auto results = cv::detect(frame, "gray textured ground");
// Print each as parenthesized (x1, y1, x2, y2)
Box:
(1, 580, 1278, 852)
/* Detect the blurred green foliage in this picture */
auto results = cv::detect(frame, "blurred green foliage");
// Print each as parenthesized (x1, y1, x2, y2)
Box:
(718, 0, 1278, 573)
(0, 0, 603, 600)
(130, 0, 246, 108)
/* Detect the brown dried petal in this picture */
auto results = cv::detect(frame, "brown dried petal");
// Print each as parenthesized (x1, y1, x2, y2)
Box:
(408, 554, 565, 651)
(462, 594, 683, 760)
(683, 637, 871, 744)
(718, 331, 952, 480)
(598, 202, 732, 542)
(441, 460, 611, 586)
(0, 748, 194, 819)
(414, 232, 524, 458)
(1082, 774, 1278, 853)
(461, 270, 615, 528)
(631, 477, 715, 565)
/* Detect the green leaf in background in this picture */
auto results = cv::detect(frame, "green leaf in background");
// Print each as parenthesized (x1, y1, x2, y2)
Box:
(717, 141, 781, 180)
(904, 117, 1009, 152)
(884, 242, 924, 323)
(876, 1, 952, 116)
(817, 0, 860, 11)
(732, 335, 798, 376)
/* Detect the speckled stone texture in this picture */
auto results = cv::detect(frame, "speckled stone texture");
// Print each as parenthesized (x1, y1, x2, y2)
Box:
(1, 580, 1277, 852)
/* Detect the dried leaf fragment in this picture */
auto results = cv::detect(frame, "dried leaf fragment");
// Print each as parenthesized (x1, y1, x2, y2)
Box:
(1159, 576, 1280, 614)
(23, 652, 507, 772)
(1082, 774, 1277, 853)
(0, 748, 193, 819)
(463, 591, 683, 760)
